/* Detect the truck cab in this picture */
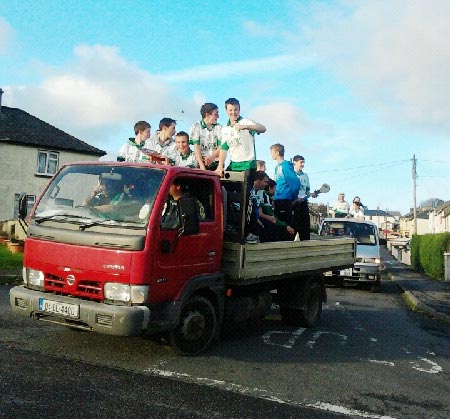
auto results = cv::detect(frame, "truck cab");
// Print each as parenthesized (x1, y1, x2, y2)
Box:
(319, 218, 381, 292)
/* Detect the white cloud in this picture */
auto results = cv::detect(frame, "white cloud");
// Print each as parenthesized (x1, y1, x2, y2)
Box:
(294, 0, 450, 133)
(6, 44, 198, 150)
(0, 17, 14, 54)
(160, 54, 314, 83)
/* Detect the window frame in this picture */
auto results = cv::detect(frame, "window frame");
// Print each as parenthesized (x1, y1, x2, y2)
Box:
(36, 150, 59, 176)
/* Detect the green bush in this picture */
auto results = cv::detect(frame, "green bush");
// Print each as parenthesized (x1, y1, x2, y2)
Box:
(410, 235, 422, 272)
(412, 233, 450, 280)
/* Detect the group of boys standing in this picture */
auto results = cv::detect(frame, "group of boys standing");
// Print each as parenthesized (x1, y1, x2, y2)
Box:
(117, 98, 265, 176)
(117, 97, 315, 243)
(245, 147, 316, 244)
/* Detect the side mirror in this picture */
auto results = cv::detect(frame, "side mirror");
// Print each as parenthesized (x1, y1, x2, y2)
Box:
(178, 196, 200, 236)
(18, 194, 28, 220)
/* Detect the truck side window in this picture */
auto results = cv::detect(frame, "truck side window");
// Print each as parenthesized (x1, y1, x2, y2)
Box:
(160, 177, 214, 230)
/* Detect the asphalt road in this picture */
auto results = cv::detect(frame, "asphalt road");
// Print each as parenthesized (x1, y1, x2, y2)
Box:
(2, 277, 450, 419)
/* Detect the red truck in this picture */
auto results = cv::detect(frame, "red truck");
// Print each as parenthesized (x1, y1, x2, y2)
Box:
(10, 162, 355, 355)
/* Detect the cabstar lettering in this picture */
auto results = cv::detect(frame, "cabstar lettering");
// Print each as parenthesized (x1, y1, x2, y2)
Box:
(103, 264, 125, 271)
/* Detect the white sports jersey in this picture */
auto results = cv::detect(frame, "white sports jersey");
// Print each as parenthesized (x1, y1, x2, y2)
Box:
(189, 121, 222, 158)
(144, 131, 177, 160)
(221, 118, 256, 163)
(173, 150, 198, 168)
(117, 139, 147, 162)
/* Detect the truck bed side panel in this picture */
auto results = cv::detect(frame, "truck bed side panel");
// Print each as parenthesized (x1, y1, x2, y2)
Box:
(222, 237, 355, 282)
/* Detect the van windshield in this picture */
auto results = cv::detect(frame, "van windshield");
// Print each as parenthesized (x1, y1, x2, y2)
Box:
(320, 221, 377, 245)
(34, 165, 165, 228)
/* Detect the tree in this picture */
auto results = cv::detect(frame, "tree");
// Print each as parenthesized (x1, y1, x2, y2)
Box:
(419, 198, 444, 209)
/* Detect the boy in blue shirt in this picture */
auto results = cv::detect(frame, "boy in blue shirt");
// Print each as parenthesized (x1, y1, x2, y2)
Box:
(270, 143, 300, 226)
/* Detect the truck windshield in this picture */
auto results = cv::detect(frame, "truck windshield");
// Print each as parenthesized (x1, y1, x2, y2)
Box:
(320, 221, 377, 245)
(34, 165, 165, 228)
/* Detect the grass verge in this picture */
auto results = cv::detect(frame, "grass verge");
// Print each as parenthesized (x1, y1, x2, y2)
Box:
(0, 244, 23, 269)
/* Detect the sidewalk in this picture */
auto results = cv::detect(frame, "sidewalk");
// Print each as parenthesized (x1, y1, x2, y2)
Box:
(381, 246, 450, 324)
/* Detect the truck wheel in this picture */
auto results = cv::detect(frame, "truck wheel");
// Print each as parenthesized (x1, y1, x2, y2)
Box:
(280, 282, 322, 327)
(169, 296, 217, 356)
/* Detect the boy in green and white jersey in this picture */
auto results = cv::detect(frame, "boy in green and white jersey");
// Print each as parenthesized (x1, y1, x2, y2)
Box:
(117, 121, 151, 162)
(172, 131, 198, 168)
(216, 98, 266, 178)
(144, 117, 177, 163)
(190, 103, 222, 170)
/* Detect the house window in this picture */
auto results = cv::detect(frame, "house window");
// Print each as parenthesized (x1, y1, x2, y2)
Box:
(37, 150, 59, 175)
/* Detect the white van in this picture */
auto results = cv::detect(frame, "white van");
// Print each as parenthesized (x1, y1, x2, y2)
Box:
(319, 218, 381, 292)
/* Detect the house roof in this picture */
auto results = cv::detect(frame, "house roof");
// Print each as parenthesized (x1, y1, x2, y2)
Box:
(435, 200, 450, 217)
(0, 106, 105, 156)
(400, 209, 430, 220)
(364, 209, 401, 217)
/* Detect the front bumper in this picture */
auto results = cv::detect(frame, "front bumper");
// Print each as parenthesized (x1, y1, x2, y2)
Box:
(341, 262, 381, 282)
(10, 286, 150, 336)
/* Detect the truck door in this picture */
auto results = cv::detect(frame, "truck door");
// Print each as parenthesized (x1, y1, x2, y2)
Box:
(155, 176, 221, 300)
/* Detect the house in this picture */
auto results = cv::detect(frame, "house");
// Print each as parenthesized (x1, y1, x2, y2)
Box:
(0, 89, 106, 221)
(399, 209, 430, 237)
(364, 209, 401, 232)
(428, 200, 450, 234)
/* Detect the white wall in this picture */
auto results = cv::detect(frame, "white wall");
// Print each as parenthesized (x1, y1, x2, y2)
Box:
(0, 143, 101, 220)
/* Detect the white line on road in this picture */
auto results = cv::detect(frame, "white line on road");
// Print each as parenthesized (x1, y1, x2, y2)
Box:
(144, 366, 397, 419)
(410, 357, 443, 374)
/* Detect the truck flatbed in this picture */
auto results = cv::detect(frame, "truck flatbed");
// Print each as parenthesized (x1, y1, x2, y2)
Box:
(222, 237, 355, 283)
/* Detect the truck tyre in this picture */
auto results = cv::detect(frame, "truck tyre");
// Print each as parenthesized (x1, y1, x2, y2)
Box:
(170, 296, 217, 356)
(280, 281, 322, 327)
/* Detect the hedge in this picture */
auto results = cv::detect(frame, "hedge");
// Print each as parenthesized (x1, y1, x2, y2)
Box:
(410, 233, 450, 280)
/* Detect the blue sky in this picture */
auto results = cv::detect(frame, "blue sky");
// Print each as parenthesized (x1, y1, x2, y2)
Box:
(1, 0, 449, 214)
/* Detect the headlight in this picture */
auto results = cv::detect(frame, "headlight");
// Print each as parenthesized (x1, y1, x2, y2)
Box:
(104, 283, 149, 304)
(363, 258, 381, 264)
(24, 268, 45, 288)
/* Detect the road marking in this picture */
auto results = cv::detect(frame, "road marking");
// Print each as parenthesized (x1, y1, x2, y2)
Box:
(262, 327, 306, 348)
(410, 357, 443, 374)
(307, 402, 397, 419)
(145, 366, 397, 419)
(306, 331, 348, 349)
(367, 359, 395, 366)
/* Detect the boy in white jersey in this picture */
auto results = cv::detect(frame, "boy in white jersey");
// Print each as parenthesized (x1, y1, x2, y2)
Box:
(143, 117, 177, 164)
(216, 97, 266, 179)
(190, 103, 222, 170)
(172, 131, 198, 168)
(117, 121, 151, 162)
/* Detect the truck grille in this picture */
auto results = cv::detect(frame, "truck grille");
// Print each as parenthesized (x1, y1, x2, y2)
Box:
(77, 280, 102, 295)
(44, 274, 102, 300)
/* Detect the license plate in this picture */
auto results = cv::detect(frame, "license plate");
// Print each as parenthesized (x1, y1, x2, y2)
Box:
(39, 298, 79, 318)
(340, 268, 353, 276)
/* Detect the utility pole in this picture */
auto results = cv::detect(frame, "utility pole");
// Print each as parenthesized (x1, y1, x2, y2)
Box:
(412, 155, 417, 235)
